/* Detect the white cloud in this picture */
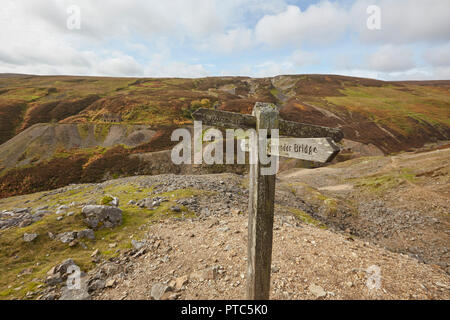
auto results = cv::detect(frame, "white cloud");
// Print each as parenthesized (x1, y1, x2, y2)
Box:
(333, 68, 381, 80)
(376, 68, 442, 81)
(335, 64, 450, 81)
(97, 53, 144, 77)
(432, 66, 450, 79)
(0, 0, 214, 77)
(254, 3, 349, 47)
(253, 60, 295, 77)
(0, 1, 92, 74)
(146, 61, 209, 78)
(352, 0, 450, 44)
(18, 0, 288, 42)
(423, 43, 450, 67)
(20, 0, 225, 40)
(333, 54, 360, 70)
(367, 45, 415, 72)
(202, 28, 254, 53)
(290, 50, 319, 67)
(0, 0, 449, 80)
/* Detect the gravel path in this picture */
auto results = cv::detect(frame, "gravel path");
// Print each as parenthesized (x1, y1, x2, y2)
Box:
(96, 213, 449, 300)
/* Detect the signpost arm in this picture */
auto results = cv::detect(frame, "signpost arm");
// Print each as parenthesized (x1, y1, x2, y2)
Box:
(247, 102, 278, 300)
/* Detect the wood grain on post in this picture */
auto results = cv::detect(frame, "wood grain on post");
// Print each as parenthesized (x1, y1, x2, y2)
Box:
(192, 108, 344, 142)
(247, 102, 278, 300)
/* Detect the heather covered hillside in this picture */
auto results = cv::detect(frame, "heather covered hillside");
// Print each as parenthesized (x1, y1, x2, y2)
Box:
(1, 74, 449, 149)
(0, 74, 449, 197)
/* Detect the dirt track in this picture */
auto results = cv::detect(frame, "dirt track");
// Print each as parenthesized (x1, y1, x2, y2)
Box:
(96, 199, 449, 300)
(277, 147, 450, 272)
(94, 147, 450, 300)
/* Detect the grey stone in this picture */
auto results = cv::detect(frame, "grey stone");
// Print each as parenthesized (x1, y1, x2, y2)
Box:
(34, 210, 50, 216)
(308, 284, 327, 298)
(23, 233, 38, 242)
(218, 226, 230, 232)
(77, 229, 95, 240)
(81, 205, 123, 230)
(150, 283, 172, 300)
(57, 232, 78, 244)
(102, 263, 120, 277)
(105, 279, 116, 288)
(59, 278, 91, 300)
(41, 293, 57, 300)
(19, 219, 33, 228)
(110, 196, 119, 207)
(131, 239, 146, 250)
(45, 274, 62, 286)
(137, 197, 168, 209)
(55, 259, 77, 277)
(15, 208, 29, 214)
(88, 279, 105, 292)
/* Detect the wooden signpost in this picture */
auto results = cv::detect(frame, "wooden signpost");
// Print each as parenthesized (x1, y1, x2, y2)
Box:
(192, 107, 344, 142)
(192, 103, 343, 300)
(240, 137, 340, 163)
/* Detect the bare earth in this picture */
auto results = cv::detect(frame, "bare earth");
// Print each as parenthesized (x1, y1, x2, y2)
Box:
(95, 147, 450, 300)
(96, 212, 449, 300)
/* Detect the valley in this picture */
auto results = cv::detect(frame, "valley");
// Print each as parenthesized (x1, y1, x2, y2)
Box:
(0, 146, 448, 300)
(0, 73, 448, 300)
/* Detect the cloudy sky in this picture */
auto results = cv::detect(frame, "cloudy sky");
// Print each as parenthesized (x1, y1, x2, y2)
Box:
(1, 0, 449, 80)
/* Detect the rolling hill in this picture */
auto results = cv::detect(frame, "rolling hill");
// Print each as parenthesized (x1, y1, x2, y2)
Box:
(0, 74, 449, 197)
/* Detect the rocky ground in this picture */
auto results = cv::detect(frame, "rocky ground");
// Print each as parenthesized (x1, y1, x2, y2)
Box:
(0, 146, 449, 300)
(277, 147, 450, 272)
(95, 213, 450, 300)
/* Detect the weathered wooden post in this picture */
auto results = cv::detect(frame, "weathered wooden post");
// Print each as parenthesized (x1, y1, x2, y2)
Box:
(247, 102, 279, 300)
(191, 103, 343, 301)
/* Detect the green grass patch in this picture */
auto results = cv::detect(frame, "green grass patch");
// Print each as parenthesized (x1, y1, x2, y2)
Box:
(282, 206, 326, 229)
(0, 179, 210, 300)
(100, 195, 114, 205)
(77, 124, 91, 140)
(1, 87, 49, 102)
(270, 88, 279, 98)
(315, 193, 338, 209)
(121, 103, 177, 125)
(350, 168, 416, 193)
(326, 85, 450, 136)
(94, 124, 111, 142)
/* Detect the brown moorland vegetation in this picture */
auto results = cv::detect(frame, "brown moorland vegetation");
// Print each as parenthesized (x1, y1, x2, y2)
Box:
(0, 74, 448, 197)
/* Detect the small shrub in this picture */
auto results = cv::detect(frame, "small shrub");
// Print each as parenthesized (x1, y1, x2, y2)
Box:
(101, 195, 114, 205)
